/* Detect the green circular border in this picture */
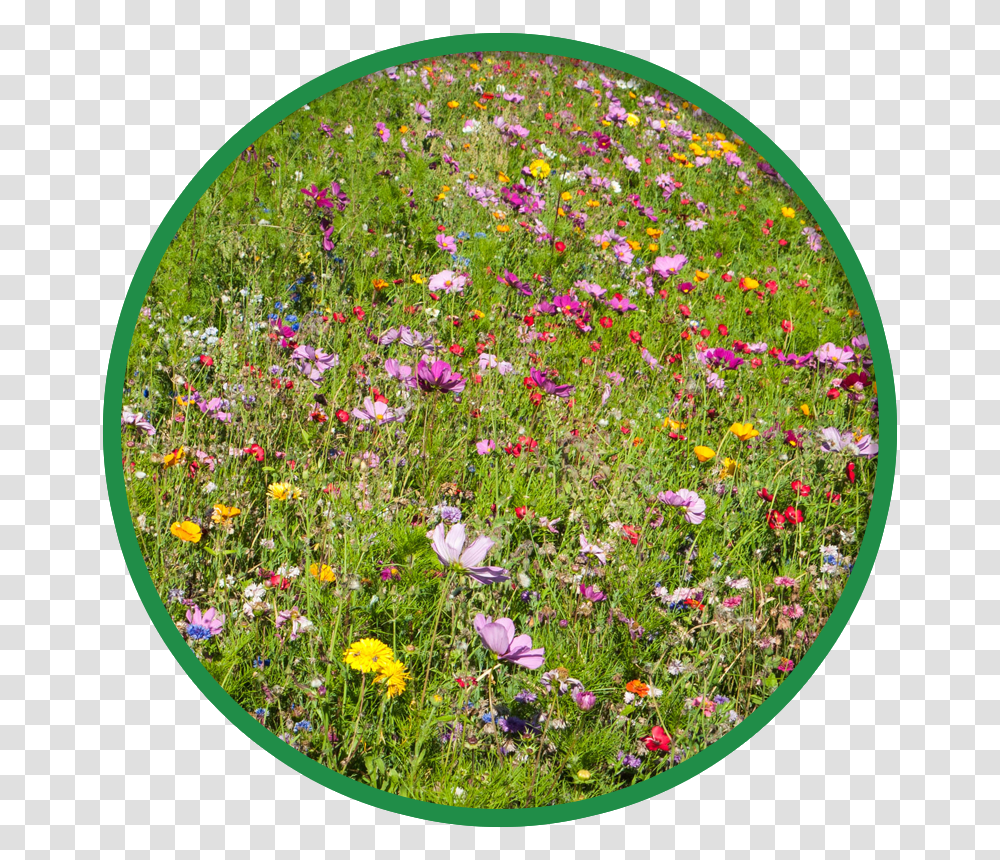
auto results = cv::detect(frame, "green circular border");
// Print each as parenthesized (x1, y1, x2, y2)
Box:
(103, 33, 897, 827)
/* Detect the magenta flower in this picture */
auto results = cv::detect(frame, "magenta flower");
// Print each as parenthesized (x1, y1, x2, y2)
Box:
(435, 234, 457, 254)
(473, 614, 545, 669)
(428, 523, 509, 584)
(573, 689, 597, 711)
(185, 606, 224, 640)
(622, 155, 641, 172)
(500, 270, 533, 297)
(374, 122, 390, 143)
(412, 359, 466, 394)
(607, 293, 637, 313)
(414, 102, 431, 123)
(579, 583, 607, 602)
(579, 534, 607, 564)
(652, 254, 688, 278)
(290, 344, 339, 385)
(476, 439, 496, 455)
(528, 368, 575, 400)
(657, 489, 707, 525)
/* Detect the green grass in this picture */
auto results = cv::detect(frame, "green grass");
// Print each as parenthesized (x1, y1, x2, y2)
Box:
(119, 51, 878, 808)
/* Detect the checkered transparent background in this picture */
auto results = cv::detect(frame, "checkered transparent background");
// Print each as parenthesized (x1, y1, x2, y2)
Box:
(3, 1, 996, 855)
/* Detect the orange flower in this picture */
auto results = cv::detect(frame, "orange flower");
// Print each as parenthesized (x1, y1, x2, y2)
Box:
(170, 521, 202, 543)
(372, 278, 389, 290)
(626, 680, 649, 697)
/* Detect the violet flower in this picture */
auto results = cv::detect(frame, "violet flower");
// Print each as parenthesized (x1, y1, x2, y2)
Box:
(573, 689, 597, 711)
(352, 397, 401, 426)
(185, 606, 224, 640)
(529, 368, 575, 399)
(290, 344, 339, 385)
(607, 293, 637, 313)
(412, 359, 466, 394)
(657, 489, 707, 525)
(428, 523, 509, 584)
(122, 410, 156, 436)
(500, 270, 533, 297)
(815, 342, 855, 370)
(579, 584, 607, 602)
(775, 351, 815, 369)
(819, 428, 878, 459)
(652, 254, 688, 278)
(473, 614, 545, 669)
(436, 234, 457, 253)
(385, 358, 412, 381)
(702, 348, 744, 371)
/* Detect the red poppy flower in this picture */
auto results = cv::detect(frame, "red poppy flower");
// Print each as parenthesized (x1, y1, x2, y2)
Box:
(629, 330, 642, 345)
(504, 443, 522, 457)
(678, 304, 691, 317)
(699, 328, 710, 339)
(599, 316, 613, 328)
(846, 463, 857, 484)
(529, 390, 545, 405)
(448, 344, 464, 356)
(642, 726, 672, 752)
(590, 341, 602, 352)
(309, 410, 328, 423)
(790, 480, 811, 497)
(765, 280, 778, 294)
(767, 510, 786, 530)
(784, 506, 805, 524)
(523, 315, 535, 326)
(332, 312, 347, 323)
(781, 319, 794, 333)
(554, 241, 566, 253)
(352, 306, 365, 321)
(621, 524, 640, 545)
(758, 488, 774, 502)
(244, 443, 265, 462)
(284, 379, 294, 390)
(335, 409, 350, 423)
(721, 272, 733, 283)
(826, 491, 842, 504)
(199, 354, 213, 366)
(515, 507, 527, 520)
(518, 435, 538, 451)
(718, 324, 728, 336)
(827, 388, 841, 400)
(456, 675, 478, 689)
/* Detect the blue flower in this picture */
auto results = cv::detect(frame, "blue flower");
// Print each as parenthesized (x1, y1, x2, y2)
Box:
(457, 230, 470, 240)
(293, 720, 312, 733)
(252, 657, 271, 669)
(186, 624, 213, 640)
(254, 708, 267, 717)
(474, 231, 486, 238)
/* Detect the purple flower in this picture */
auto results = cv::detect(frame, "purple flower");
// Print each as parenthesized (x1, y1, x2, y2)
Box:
(122, 410, 156, 436)
(529, 368, 575, 399)
(573, 689, 597, 711)
(579, 534, 607, 564)
(607, 293, 637, 313)
(185, 606, 224, 640)
(500, 270, 533, 297)
(290, 344, 339, 385)
(412, 359, 466, 394)
(819, 427, 878, 458)
(374, 122, 390, 143)
(706, 372, 725, 392)
(775, 351, 816, 369)
(815, 342, 855, 370)
(657, 488, 707, 525)
(702, 348, 744, 371)
(552, 293, 581, 314)
(351, 397, 400, 426)
(652, 254, 688, 279)
(851, 334, 869, 351)
(622, 155, 641, 173)
(617, 752, 642, 769)
(686, 219, 707, 231)
(385, 358, 412, 381)
(612, 243, 634, 266)
(473, 614, 545, 669)
(428, 523, 509, 584)
(579, 583, 607, 602)
(275, 607, 313, 640)
(576, 279, 606, 299)
(414, 102, 431, 123)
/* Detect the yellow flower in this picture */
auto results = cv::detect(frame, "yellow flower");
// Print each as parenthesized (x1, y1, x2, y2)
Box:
(729, 422, 760, 441)
(170, 521, 202, 543)
(343, 638, 394, 673)
(694, 446, 716, 462)
(470, 63, 479, 70)
(561, 191, 573, 201)
(577, 769, 592, 780)
(721, 457, 738, 478)
(587, 199, 600, 208)
(447, 100, 459, 108)
(267, 482, 302, 502)
(646, 227, 663, 238)
(689, 143, 705, 157)
(647, 244, 659, 251)
(625, 113, 640, 127)
(471, 309, 486, 320)
(498, 172, 509, 184)
(743, 277, 759, 290)
(781, 206, 796, 218)
(211, 504, 241, 524)
(398, 125, 409, 134)
(497, 224, 510, 233)
(694, 269, 710, 282)
(626, 239, 641, 251)
(163, 447, 186, 467)
(375, 658, 411, 698)
(309, 562, 336, 582)
(800, 404, 811, 417)
(412, 274, 424, 284)
(663, 417, 687, 432)
(528, 159, 551, 179)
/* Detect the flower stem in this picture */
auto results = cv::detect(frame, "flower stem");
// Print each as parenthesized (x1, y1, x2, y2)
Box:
(343, 672, 367, 765)
(418, 570, 452, 711)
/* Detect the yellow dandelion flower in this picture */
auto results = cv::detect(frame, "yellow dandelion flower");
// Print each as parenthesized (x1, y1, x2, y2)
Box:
(170, 521, 202, 543)
(625, 113, 640, 127)
(343, 638, 394, 674)
(375, 658, 411, 698)
(267, 482, 302, 502)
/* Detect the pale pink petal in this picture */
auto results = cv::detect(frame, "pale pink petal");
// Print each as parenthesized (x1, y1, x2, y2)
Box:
(459, 535, 494, 568)
(478, 622, 511, 656)
(429, 523, 454, 566)
(466, 565, 510, 584)
(444, 523, 466, 562)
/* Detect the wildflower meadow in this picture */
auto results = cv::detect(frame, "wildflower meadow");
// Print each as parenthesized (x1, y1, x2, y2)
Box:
(120, 51, 880, 809)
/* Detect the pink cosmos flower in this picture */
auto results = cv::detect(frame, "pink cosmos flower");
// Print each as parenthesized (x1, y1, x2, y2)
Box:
(657, 489, 707, 525)
(473, 613, 545, 669)
(476, 439, 496, 455)
(428, 523, 509, 584)
(436, 234, 457, 254)
(428, 270, 467, 294)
